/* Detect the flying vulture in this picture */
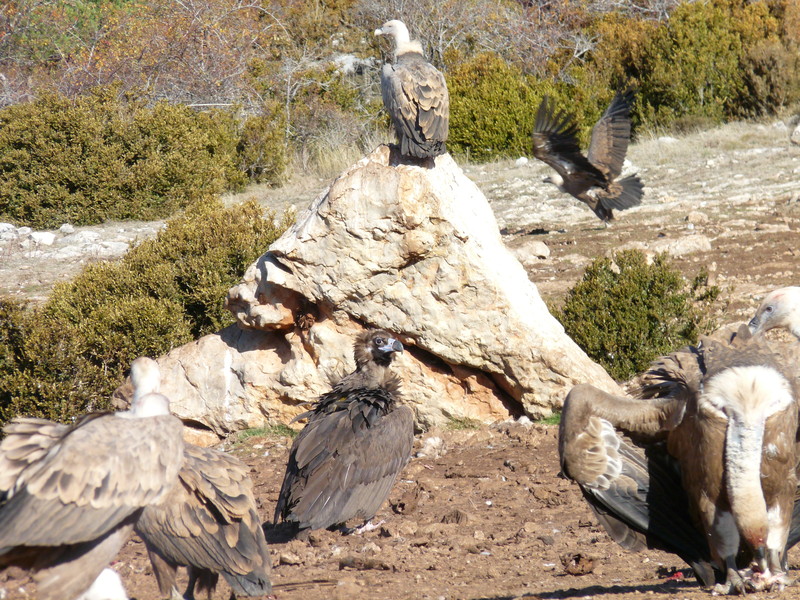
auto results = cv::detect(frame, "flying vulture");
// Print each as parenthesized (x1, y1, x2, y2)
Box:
(128, 361, 273, 600)
(0, 357, 184, 600)
(532, 90, 644, 222)
(375, 20, 449, 160)
(560, 326, 800, 593)
(749, 286, 800, 340)
(274, 329, 414, 533)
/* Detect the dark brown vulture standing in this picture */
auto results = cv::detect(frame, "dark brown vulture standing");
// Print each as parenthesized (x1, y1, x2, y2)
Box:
(560, 326, 800, 593)
(274, 329, 413, 533)
(532, 90, 644, 222)
(375, 20, 449, 160)
(129, 362, 272, 600)
(749, 286, 800, 340)
(0, 357, 184, 600)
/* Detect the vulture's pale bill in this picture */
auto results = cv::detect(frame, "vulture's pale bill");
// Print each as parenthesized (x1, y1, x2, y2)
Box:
(375, 20, 449, 160)
(275, 329, 413, 533)
(129, 362, 272, 600)
(749, 286, 800, 340)
(0, 357, 184, 600)
(560, 327, 800, 593)
(532, 90, 644, 222)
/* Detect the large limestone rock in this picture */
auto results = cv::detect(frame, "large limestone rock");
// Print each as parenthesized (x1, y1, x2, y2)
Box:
(119, 146, 621, 436)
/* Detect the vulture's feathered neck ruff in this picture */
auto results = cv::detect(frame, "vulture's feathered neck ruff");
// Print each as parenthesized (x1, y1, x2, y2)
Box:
(123, 357, 171, 418)
(749, 286, 800, 340)
(375, 19, 424, 58)
(336, 329, 403, 394)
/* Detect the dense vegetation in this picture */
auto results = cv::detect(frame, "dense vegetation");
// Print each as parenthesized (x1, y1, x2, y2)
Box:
(0, 0, 797, 189)
(555, 250, 720, 381)
(0, 200, 291, 423)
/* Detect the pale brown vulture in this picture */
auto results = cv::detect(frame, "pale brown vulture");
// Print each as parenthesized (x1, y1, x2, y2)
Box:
(560, 326, 800, 593)
(0, 357, 184, 600)
(532, 90, 644, 222)
(274, 329, 414, 533)
(375, 20, 449, 160)
(127, 361, 272, 600)
(749, 286, 800, 340)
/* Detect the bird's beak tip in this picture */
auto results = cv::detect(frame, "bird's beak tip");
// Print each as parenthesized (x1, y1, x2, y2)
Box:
(374, 28, 383, 36)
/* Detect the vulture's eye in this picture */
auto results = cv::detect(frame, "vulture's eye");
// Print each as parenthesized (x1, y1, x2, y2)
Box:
(764, 305, 774, 314)
(374, 337, 385, 346)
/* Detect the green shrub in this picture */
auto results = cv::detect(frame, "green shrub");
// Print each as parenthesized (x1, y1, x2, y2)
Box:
(0, 88, 248, 228)
(446, 52, 542, 161)
(0, 199, 291, 425)
(238, 108, 288, 184)
(555, 250, 719, 381)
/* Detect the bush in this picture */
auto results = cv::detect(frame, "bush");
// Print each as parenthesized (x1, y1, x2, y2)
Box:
(0, 88, 250, 228)
(0, 199, 291, 425)
(446, 53, 543, 161)
(555, 250, 719, 381)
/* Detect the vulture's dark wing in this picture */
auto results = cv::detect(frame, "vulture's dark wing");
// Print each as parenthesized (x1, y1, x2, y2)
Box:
(587, 89, 634, 180)
(532, 96, 606, 188)
(136, 444, 271, 597)
(0, 413, 184, 600)
(275, 389, 413, 530)
(0, 413, 183, 549)
(381, 54, 449, 158)
(559, 388, 715, 585)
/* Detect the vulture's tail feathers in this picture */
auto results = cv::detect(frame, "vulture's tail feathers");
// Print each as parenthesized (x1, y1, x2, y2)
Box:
(602, 175, 644, 211)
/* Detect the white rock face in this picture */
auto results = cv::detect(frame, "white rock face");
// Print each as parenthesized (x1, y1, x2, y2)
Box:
(119, 146, 621, 435)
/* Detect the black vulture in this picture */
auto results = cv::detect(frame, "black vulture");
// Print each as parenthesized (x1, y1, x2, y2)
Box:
(274, 329, 414, 533)
(532, 90, 643, 222)
(375, 20, 449, 160)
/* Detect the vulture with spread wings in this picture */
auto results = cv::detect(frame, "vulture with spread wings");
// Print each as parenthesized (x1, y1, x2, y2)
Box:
(0, 358, 184, 600)
(533, 90, 643, 222)
(560, 326, 800, 594)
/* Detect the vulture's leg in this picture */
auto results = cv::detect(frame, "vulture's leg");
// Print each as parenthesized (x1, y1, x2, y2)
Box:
(146, 549, 181, 600)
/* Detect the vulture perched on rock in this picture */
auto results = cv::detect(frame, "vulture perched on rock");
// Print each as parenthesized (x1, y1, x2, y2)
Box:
(560, 326, 800, 594)
(532, 90, 643, 222)
(274, 329, 414, 533)
(129, 361, 273, 600)
(749, 286, 800, 340)
(0, 357, 184, 600)
(375, 20, 449, 160)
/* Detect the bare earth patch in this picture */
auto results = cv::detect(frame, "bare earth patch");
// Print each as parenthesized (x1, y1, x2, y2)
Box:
(1, 119, 800, 599)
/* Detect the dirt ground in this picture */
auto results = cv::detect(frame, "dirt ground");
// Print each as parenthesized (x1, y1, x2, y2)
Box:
(6, 423, 800, 600)
(2, 119, 800, 599)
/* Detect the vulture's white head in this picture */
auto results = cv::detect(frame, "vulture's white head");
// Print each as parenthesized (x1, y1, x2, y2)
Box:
(125, 356, 171, 418)
(748, 286, 800, 340)
(75, 568, 129, 600)
(543, 173, 565, 192)
(375, 19, 422, 56)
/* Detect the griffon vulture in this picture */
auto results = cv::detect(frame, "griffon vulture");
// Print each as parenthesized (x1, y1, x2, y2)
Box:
(129, 361, 273, 600)
(274, 329, 413, 533)
(0, 357, 184, 600)
(532, 90, 643, 222)
(560, 327, 800, 593)
(749, 286, 800, 340)
(375, 20, 449, 160)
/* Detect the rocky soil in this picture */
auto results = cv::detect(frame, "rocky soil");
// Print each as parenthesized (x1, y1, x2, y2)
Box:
(1, 118, 800, 599)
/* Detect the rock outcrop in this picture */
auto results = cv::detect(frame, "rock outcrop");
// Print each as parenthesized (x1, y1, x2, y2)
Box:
(117, 146, 621, 436)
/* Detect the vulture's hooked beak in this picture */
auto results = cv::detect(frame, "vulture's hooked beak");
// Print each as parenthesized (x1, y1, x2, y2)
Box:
(379, 338, 404, 356)
(374, 27, 384, 36)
